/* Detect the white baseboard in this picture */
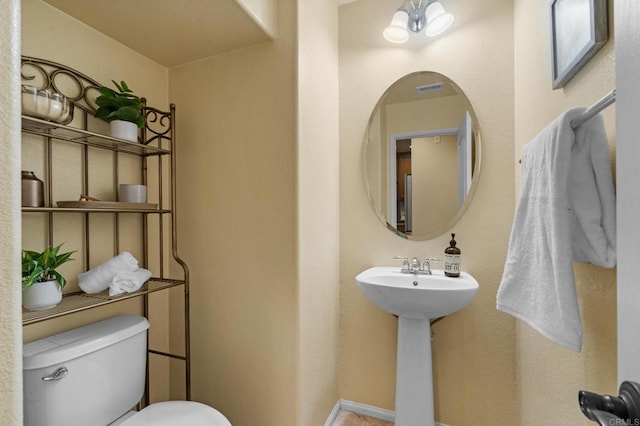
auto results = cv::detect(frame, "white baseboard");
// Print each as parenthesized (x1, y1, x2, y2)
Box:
(340, 399, 395, 422)
(324, 399, 449, 426)
(324, 400, 342, 426)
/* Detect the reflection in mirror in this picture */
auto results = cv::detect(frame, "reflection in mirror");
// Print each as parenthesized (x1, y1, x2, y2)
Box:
(362, 71, 481, 240)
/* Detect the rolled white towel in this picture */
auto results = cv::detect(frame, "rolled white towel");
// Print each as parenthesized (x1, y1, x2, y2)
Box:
(78, 252, 139, 294)
(109, 268, 152, 297)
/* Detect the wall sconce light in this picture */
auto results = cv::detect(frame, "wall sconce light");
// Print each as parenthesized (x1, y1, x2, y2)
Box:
(383, 0, 454, 44)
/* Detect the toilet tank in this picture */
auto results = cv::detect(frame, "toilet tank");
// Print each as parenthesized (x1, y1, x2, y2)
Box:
(23, 314, 150, 426)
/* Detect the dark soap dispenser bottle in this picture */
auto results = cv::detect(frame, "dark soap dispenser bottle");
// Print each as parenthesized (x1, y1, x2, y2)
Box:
(444, 233, 461, 277)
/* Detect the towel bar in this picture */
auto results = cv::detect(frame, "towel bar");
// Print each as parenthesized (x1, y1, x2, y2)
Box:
(518, 89, 615, 165)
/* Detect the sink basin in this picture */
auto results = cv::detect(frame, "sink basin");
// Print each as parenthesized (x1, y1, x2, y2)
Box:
(356, 266, 480, 425)
(356, 266, 479, 319)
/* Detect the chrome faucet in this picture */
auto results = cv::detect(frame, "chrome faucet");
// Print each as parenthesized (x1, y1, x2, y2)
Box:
(411, 256, 421, 273)
(393, 256, 440, 275)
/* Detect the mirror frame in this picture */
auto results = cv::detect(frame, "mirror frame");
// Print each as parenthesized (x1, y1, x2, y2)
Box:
(361, 71, 482, 240)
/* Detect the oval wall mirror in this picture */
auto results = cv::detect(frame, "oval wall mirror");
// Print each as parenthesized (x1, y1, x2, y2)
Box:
(362, 71, 481, 240)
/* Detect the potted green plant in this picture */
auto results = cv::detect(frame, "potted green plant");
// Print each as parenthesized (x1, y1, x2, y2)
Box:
(94, 80, 145, 142)
(22, 244, 75, 311)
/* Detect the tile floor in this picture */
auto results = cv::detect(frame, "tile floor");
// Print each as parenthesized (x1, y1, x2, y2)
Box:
(332, 410, 394, 426)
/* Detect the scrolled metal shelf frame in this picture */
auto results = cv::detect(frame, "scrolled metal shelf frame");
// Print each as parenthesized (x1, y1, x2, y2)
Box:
(20, 56, 191, 402)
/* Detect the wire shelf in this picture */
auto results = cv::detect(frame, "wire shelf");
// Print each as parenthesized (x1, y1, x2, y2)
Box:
(21, 116, 170, 157)
(22, 207, 172, 214)
(22, 278, 185, 325)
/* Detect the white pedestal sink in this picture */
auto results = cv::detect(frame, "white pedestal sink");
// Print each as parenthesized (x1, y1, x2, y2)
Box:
(356, 266, 479, 426)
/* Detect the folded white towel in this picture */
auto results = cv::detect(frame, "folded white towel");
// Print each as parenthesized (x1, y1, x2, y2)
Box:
(497, 108, 616, 352)
(78, 251, 139, 294)
(109, 268, 152, 297)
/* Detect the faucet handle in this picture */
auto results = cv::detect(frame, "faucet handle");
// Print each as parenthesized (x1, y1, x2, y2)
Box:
(392, 256, 410, 272)
(421, 257, 441, 274)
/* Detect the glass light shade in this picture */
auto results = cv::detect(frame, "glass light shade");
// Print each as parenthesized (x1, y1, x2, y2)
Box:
(383, 10, 410, 43)
(424, 2, 454, 37)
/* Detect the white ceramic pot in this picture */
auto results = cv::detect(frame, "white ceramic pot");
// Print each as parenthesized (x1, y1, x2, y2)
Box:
(22, 280, 62, 311)
(110, 120, 139, 142)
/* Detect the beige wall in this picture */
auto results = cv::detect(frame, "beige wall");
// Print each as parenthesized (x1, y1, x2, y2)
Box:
(385, 95, 470, 135)
(339, 0, 516, 424)
(170, 1, 341, 423)
(171, 1, 340, 423)
(169, 1, 299, 424)
(0, 0, 22, 424)
(412, 135, 458, 237)
(297, 1, 340, 425)
(514, 0, 616, 424)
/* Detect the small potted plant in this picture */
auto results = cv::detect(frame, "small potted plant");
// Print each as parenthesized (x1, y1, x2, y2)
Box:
(22, 244, 75, 311)
(94, 80, 145, 142)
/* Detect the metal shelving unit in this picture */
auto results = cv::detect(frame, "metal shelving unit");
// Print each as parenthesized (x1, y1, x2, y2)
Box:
(21, 116, 170, 156)
(23, 207, 172, 213)
(20, 56, 191, 401)
(22, 278, 185, 325)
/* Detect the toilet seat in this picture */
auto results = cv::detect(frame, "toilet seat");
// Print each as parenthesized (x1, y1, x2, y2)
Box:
(120, 401, 231, 426)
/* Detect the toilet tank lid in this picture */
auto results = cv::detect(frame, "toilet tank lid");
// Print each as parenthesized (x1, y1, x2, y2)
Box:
(23, 314, 149, 370)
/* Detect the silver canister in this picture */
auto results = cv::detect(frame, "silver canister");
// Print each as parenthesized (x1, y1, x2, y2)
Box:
(21, 171, 44, 207)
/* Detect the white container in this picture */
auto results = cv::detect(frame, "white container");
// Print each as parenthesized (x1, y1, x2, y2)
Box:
(110, 120, 139, 142)
(23, 315, 149, 426)
(22, 280, 62, 311)
(119, 184, 147, 203)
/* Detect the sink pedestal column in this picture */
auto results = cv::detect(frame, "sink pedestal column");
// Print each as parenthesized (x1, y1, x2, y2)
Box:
(395, 316, 435, 426)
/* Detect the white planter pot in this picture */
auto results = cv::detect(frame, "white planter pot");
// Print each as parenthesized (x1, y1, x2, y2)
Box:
(110, 120, 139, 142)
(22, 280, 62, 311)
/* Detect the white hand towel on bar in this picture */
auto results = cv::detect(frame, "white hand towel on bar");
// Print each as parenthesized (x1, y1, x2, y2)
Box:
(497, 108, 616, 352)
(109, 268, 152, 297)
(78, 251, 139, 294)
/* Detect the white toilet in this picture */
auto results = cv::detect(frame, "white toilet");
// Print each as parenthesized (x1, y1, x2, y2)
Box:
(23, 314, 231, 426)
